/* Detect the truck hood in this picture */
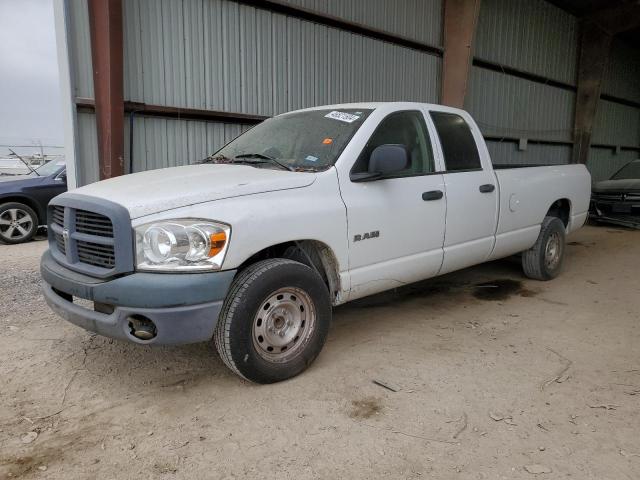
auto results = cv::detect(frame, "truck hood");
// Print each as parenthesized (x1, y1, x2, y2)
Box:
(70, 164, 316, 218)
(593, 178, 640, 193)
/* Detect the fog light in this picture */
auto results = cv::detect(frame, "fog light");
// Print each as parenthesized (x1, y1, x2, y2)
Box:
(127, 315, 157, 340)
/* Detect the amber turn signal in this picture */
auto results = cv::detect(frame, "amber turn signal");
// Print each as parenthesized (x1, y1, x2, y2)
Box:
(209, 231, 227, 257)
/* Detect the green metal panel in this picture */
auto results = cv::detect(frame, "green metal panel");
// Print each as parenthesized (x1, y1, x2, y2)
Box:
(475, 0, 578, 85)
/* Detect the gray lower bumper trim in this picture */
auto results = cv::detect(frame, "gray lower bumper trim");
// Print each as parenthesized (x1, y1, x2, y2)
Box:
(40, 248, 237, 345)
(41, 249, 236, 308)
(43, 283, 223, 344)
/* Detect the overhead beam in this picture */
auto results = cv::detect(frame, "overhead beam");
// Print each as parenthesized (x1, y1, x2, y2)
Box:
(572, 21, 613, 164)
(441, 0, 481, 108)
(87, 0, 125, 180)
(586, 3, 640, 35)
(75, 98, 268, 124)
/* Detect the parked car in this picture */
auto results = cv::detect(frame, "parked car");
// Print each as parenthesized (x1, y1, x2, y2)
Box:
(590, 159, 640, 229)
(0, 160, 67, 244)
(40, 102, 591, 383)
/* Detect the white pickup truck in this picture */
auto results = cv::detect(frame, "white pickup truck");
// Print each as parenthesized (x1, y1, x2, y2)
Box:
(41, 102, 591, 383)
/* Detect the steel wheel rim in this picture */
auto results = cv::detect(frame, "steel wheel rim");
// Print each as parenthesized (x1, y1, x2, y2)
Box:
(252, 287, 316, 363)
(544, 231, 562, 270)
(0, 208, 33, 241)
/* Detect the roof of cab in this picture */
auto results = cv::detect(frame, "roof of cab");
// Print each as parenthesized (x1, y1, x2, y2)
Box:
(283, 101, 467, 116)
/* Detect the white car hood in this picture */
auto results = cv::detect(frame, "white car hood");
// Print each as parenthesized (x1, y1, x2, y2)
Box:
(71, 164, 316, 218)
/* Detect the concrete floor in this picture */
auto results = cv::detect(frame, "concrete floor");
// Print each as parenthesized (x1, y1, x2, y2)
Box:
(0, 225, 639, 479)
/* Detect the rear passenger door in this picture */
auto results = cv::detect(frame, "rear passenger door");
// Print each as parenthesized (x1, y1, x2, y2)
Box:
(429, 111, 499, 274)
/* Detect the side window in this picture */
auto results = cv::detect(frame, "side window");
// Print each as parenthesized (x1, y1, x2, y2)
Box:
(430, 112, 481, 172)
(352, 111, 435, 177)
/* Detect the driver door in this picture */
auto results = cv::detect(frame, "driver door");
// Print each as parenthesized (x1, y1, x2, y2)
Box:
(337, 109, 446, 301)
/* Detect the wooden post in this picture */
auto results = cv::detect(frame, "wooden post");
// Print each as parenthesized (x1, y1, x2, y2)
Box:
(87, 0, 125, 179)
(572, 21, 612, 164)
(441, 0, 481, 108)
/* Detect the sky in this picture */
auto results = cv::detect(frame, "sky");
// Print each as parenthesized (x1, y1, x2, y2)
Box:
(0, 0, 64, 154)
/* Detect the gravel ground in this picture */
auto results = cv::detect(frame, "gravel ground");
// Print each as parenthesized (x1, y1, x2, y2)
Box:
(0, 225, 639, 479)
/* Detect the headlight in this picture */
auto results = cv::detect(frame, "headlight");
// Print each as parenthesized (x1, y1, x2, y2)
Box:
(135, 219, 231, 272)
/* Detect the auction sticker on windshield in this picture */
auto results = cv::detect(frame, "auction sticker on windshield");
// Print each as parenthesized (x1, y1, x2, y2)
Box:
(325, 111, 360, 123)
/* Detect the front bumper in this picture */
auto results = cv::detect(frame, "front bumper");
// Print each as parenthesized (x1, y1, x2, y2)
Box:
(590, 196, 640, 229)
(41, 249, 236, 344)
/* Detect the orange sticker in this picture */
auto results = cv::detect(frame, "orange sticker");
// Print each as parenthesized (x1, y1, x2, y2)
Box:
(322, 138, 333, 145)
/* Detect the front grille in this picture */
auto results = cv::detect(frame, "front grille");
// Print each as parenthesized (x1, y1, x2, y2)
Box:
(47, 200, 130, 277)
(76, 209, 113, 237)
(54, 232, 66, 255)
(52, 205, 65, 227)
(592, 194, 623, 201)
(77, 240, 116, 268)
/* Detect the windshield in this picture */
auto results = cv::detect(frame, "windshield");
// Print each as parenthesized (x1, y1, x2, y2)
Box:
(215, 108, 373, 171)
(35, 160, 65, 177)
(611, 160, 640, 180)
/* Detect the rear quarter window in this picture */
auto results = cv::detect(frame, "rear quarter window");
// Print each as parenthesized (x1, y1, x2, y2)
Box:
(430, 112, 481, 172)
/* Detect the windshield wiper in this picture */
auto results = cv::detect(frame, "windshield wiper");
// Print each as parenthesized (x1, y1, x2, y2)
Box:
(9, 148, 39, 176)
(200, 154, 234, 164)
(234, 153, 294, 172)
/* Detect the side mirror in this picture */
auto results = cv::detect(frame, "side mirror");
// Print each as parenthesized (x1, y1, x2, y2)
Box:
(350, 144, 409, 183)
(369, 144, 409, 175)
(56, 172, 67, 183)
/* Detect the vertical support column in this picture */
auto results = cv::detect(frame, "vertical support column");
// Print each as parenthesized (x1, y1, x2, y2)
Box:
(441, 0, 481, 108)
(572, 21, 612, 164)
(53, 0, 78, 189)
(87, 0, 125, 180)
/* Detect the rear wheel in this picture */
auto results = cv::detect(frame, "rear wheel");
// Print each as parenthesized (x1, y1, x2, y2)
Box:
(522, 216, 566, 280)
(0, 202, 38, 244)
(214, 258, 331, 383)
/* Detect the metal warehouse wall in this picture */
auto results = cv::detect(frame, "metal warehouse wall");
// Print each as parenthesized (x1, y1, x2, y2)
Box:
(467, 0, 577, 167)
(67, 0, 442, 185)
(588, 38, 640, 181)
(65, 0, 640, 185)
(278, 0, 442, 46)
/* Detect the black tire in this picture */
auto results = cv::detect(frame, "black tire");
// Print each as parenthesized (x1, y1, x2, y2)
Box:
(0, 202, 38, 245)
(214, 258, 331, 383)
(522, 216, 566, 281)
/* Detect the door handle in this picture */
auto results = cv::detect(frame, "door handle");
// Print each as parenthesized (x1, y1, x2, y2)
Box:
(422, 190, 443, 201)
(479, 184, 495, 193)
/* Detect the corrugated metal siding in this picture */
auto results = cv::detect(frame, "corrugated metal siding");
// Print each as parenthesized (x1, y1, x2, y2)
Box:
(587, 148, 638, 182)
(603, 39, 640, 103)
(486, 140, 571, 166)
(466, 67, 575, 143)
(474, 0, 578, 85)
(592, 100, 640, 147)
(278, 0, 442, 47)
(67, 0, 93, 98)
(122, 0, 441, 115)
(124, 116, 251, 174)
(76, 112, 99, 185)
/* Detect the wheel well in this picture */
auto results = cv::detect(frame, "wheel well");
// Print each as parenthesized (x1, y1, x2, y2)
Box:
(0, 196, 43, 224)
(546, 198, 571, 227)
(237, 240, 342, 303)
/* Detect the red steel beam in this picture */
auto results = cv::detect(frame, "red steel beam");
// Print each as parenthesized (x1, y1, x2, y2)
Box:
(441, 0, 481, 108)
(572, 21, 612, 164)
(87, 0, 125, 180)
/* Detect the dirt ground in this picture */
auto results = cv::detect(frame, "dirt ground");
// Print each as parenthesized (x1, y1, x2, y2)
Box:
(1, 225, 639, 479)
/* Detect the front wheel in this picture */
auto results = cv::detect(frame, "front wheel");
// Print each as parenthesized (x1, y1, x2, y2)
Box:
(522, 216, 566, 280)
(0, 202, 38, 244)
(214, 259, 331, 383)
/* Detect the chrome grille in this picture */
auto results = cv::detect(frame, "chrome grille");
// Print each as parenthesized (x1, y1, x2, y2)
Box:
(77, 240, 116, 268)
(75, 209, 113, 237)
